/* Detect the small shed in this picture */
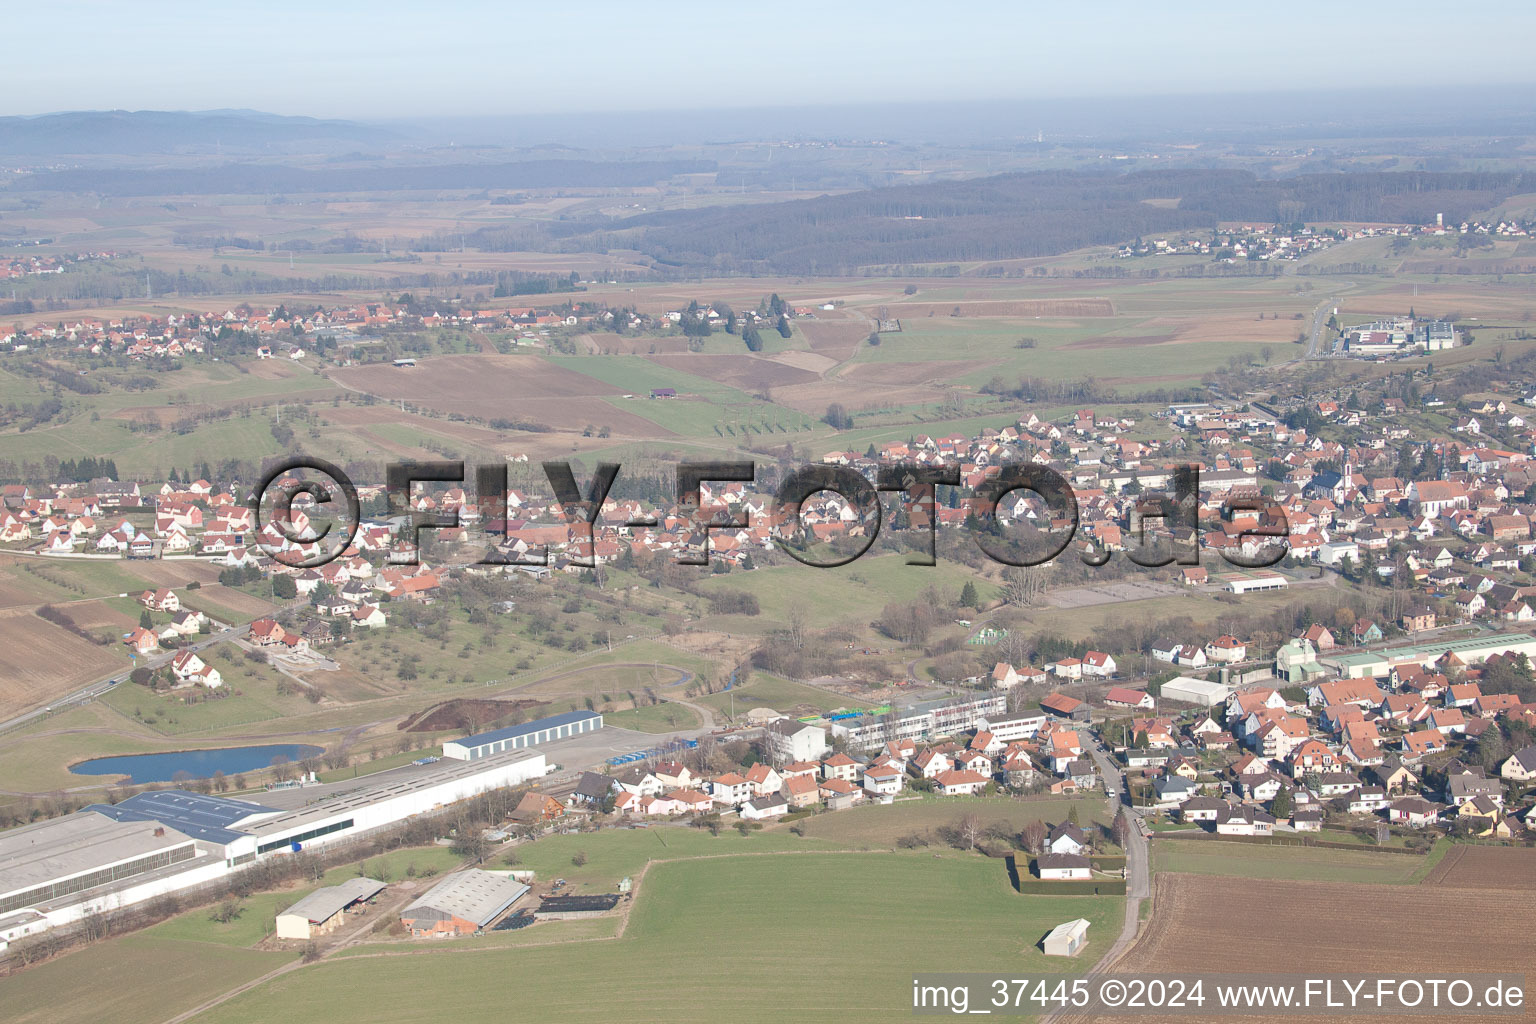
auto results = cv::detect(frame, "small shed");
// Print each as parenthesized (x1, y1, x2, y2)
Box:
(1042, 918, 1090, 957)
(276, 877, 386, 940)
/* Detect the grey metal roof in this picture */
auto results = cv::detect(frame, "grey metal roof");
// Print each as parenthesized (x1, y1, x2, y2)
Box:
(84, 790, 280, 845)
(279, 877, 386, 925)
(246, 748, 543, 838)
(401, 870, 528, 927)
(453, 710, 601, 750)
(0, 814, 197, 896)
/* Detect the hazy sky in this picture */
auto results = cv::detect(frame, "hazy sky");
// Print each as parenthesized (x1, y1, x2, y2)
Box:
(10, 1, 1536, 119)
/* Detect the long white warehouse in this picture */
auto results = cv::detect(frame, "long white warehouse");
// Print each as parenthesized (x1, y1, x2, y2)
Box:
(0, 747, 545, 950)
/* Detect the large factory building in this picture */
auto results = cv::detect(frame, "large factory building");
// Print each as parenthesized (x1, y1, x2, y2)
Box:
(0, 747, 546, 950)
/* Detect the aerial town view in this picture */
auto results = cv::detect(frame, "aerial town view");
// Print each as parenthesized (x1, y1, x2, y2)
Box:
(2, 3, 1535, 1023)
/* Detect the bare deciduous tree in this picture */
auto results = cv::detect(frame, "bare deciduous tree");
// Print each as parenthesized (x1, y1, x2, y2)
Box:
(955, 813, 983, 851)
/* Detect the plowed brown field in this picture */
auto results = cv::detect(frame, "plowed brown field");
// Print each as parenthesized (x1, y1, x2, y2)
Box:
(1420, 844, 1536, 890)
(1059, 873, 1534, 1023)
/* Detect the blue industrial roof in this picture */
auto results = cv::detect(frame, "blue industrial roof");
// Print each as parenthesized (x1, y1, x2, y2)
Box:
(84, 790, 281, 846)
(454, 710, 602, 750)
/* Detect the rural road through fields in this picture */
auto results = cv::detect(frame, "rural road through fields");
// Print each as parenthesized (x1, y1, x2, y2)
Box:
(1040, 735, 1150, 1024)
(1303, 284, 1356, 360)
(0, 596, 306, 738)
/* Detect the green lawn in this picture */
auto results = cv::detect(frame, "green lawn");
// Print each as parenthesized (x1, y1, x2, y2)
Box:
(599, 703, 701, 732)
(503, 823, 842, 892)
(696, 553, 997, 629)
(195, 852, 1121, 1024)
(1150, 838, 1430, 884)
(693, 672, 857, 719)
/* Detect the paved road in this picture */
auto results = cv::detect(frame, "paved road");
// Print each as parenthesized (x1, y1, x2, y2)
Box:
(0, 598, 304, 737)
(1302, 283, 1356, 360)
(1042, 736, 1150, 1024)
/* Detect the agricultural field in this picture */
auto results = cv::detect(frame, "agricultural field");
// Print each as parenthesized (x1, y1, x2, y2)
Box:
(329, 353, 674, 439)
(1149, 837, 1434, 885)
(0, 609, 125, 719)
(3, 935, 288, 1024)
(1419, 844, 1536, 890)
(1067, 872, 1535, 1024)
(191, 852, 1123, 1024)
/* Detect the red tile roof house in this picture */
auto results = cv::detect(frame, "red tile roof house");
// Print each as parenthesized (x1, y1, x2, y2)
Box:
(910, 750, 953, 779)
(820, 753, 859, 783)
(708, 772, 752, 808)
(861, 763, 904, 800)
(1039, 693, 1089, 720)
(124, 627, 160, 655)
(782, 773, 821, 809)
(1081, 651, 1117, 677)
(248, 618, 287, 646)
(138, 588, 180, 612)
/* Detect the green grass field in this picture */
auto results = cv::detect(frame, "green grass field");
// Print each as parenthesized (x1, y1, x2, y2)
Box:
(1150, 838, 1430, 884)
(551, 354, 818, 437)
(696, 552, 997, 630)
(693, 671, 861, 719)
(3, 936, 287, 1024)
(600, 702, 701, 732)
(194, 852, 1120, 1024)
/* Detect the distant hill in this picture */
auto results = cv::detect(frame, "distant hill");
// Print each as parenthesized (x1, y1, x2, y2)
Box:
(530, 168, 1536, 275)
(0, 109, 397, 156)
(8, 158, 719, 195)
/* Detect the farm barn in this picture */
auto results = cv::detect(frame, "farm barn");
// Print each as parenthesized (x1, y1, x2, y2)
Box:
(399, 870, 529, 937)
(275, 877, 385, 940)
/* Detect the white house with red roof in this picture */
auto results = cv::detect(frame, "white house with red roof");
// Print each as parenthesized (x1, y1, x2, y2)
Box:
(170, 649, 222, 688)
(934, 768, 989, 796)
(1081, 651, 1116, 677)
(1104, 687, 1154, 710)
(910, 750, 953, 779)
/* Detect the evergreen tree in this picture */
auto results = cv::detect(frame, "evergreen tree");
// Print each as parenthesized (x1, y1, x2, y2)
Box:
(959, 581, 979, 609)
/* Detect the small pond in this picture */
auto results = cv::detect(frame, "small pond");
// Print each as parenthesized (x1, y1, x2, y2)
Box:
(69, 743, 324, 784)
